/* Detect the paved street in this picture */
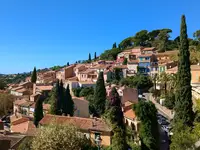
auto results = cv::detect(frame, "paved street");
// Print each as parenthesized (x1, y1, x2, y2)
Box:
(159, 124, 169, 150)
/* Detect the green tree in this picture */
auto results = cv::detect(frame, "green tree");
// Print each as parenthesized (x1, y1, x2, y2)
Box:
(0, 79, 6, 90)
(157, 29, 172, 52)
(113, 68, 122, 81)
(120, 37, 134, 49)
(163, 92, 175, 110)
(122, 58, 128, 65)
(64, 84, 74, 116)
(174, 15, 194, 126)
(31, 124, 91, 150)
(17, 137, 33, 150)
(94, 52, 97, 60)
(79, 87, 94, 97)
(33, 95, 44, 127)
(67, 62, 70, 66)
(91, 72, 106, 117)
(31, 67, 37, 83)
(133, 30, 149, 46)
(133, 101, 159, 150)
(50, 80, 61, 115)
(112, 42, 117, 48)
(105, 88, 128, 150)
(0, 93, 14, 117)
(194, 30, 200, 42)
(88, 53, 91, 62)
(158, 72, 169, 95)
(59, 80, 65, 114)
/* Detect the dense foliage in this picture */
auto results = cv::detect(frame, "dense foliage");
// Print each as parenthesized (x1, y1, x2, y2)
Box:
(0, 93, 14, 117)
(31, 67, 37, 83)
(89, 72, 106, 117)
(133, 101, 159, 150)
(174, 15, 194, 126)
(31, 124, 92, 150)
(50, 80, 74, 116)
(33, 96, 44, 127)
(73, 87, 94, 98)
(120, 74, 153, 92)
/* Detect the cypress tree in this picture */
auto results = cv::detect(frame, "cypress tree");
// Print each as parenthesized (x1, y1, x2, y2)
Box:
(106, 87, 127, 150)
(112, 42, 117, 48)
(67, 62, 70, 66)
(59, 80, 65, 114)
(64, 84, 74, 116)
(92, 72, 106, 117)
(31, 67, 37, 83)
(94, 52, 97, 60)
(88, 53, 91, 62)
(174, 15, 194, 126)
(50, 80, 61, 115)
(33, 95, 44, 127)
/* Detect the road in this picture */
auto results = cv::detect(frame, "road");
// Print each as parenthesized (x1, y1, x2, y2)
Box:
(159, 124, 169, 150)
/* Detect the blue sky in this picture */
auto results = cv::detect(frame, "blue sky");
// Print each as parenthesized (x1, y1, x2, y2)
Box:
(0, 0, 200, 74)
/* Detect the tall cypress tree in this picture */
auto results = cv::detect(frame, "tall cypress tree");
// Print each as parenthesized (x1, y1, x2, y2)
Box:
(174, 15, 194, 126)
(64, 84, 74, 116)
(106, 87, 127, 150)
(34, 95, 44, 127)
(31, 67, 37, 83)
(88, 53, 91, 62)
(50, 80, 61, 115)
(59, 80, 64, 115)
(94, 52, 97, 60)
(92, 72, 106, 117)
(112, 42, 117, 48)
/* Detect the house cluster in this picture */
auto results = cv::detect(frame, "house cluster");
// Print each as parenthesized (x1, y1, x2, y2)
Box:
(3, 75, 140, 149)
(4, 46, 197, 149)
(116, 47, 179, 76)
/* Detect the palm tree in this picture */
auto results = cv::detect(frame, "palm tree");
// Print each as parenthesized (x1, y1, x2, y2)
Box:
(158, 72, 170, 95)
(168, 74, 177, 91)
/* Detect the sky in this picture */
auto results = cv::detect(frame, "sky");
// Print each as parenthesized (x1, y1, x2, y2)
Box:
(0, 0, 200, 74)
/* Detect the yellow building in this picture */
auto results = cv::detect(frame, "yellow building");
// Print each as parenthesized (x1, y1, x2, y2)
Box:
(166, 65, 200, 83)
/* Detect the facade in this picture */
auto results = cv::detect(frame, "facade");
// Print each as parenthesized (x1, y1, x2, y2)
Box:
(39, 114, 112, 146)
(73, 97, 90, 118)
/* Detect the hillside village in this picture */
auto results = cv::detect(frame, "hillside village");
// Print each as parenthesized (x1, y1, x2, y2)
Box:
(1, 16, 200, 150)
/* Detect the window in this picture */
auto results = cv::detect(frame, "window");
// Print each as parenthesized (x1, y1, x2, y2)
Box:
(94, 132, 100, 141)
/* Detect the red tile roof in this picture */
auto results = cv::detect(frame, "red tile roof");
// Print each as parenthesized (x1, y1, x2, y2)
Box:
(12, 117, 30, 125)
(142, 47, 156, 51)
(40, 114, 112, 133)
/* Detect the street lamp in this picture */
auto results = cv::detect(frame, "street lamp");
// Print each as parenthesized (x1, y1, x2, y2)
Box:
(95, 135, 102, 150)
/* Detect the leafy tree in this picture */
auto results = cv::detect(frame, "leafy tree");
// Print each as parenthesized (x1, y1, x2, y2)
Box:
(31, 67, 37, 83)
(72, 87, 82, 97)
(148, 29, 160, 41)
(63, 85, 74, 116)
(100, 48, 122, 60)
(0, 93, 14, 117)
(119, 37, 134, 49)
(17, 137, 33, 150)
(91, 72, 106, 117)
(79, 87, 94, 97)
(122, 58, 128, 65)
(193, 30, 200, 42)
(106, 71, 114, 83)
(0, 79, 6, 90)
(133, 101, 159, 150)
(67, 62, 70, 66)
(170, 121, 197, 150)
(163, 92, 175, 109)
(50, 80, 61, 115)
(174, 15, 194, 126)
(133, 30, 149, 46)
(158, 72, 170, 95)
(157, 29, 172, 52)
(33, 95, 44, 127)
(112, 42, 117, 48)
(31, 124, 92, 150)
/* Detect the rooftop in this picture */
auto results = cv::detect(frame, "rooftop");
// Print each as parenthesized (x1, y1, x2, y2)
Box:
(40, 114, 112, 133)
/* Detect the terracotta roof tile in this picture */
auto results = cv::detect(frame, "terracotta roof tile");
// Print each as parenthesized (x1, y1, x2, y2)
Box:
(142, 47, 156, 51)
(40, 114, 112, 133)
(36, 85, 53, 91)
(12, 117, 30, 125)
